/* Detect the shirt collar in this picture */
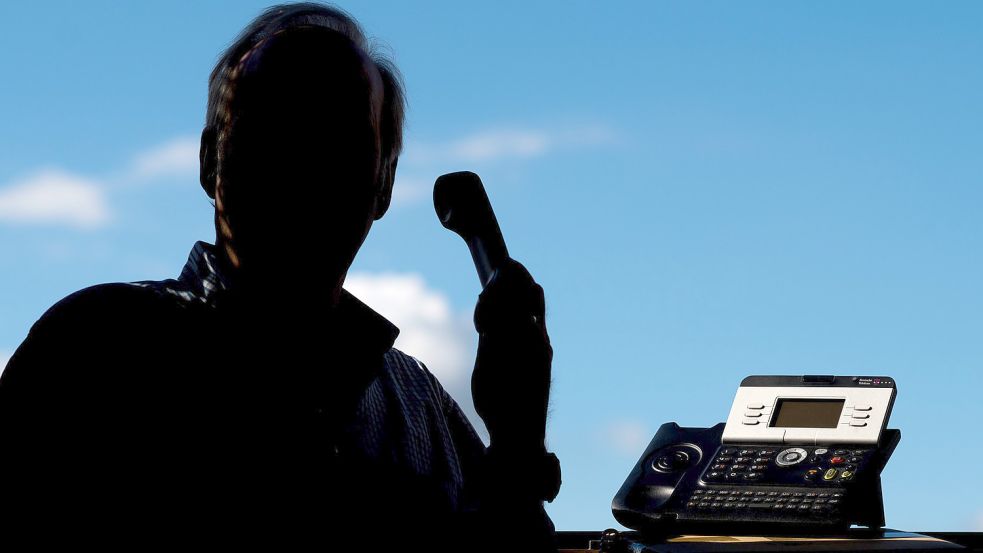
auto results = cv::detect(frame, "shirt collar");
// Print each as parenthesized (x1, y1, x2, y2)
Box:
(178, 240, 400, 353)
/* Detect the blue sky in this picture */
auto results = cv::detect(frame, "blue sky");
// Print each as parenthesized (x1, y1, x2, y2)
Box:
(1, 0, 981, 532)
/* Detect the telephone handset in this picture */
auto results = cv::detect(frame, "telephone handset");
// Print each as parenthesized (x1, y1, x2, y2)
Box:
(433, 171, 509, 288)
(612, 375, 900, 534)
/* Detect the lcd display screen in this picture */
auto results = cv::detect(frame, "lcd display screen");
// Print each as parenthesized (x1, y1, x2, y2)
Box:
(769, 399, 845, 428)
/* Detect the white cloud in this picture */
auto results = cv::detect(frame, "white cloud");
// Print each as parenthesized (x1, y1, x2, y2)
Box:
(602, 419, 651, 457)
(344, 272, 484, 437)
(391, 175, 430, 207)
(0, 168, 111, 229)
(127, 136, 199, 180)
(390, 124, 617, 208)
(403, 124, 617, 167)
(446, 129, 552, 163)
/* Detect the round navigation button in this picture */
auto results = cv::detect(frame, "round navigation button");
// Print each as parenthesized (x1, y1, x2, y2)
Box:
(775, 447, 809, 467)
(652, 444, 702, 473)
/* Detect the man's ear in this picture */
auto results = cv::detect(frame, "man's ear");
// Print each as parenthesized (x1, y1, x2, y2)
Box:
(200, 126, 218, 199)
(373, 156, 397, 221)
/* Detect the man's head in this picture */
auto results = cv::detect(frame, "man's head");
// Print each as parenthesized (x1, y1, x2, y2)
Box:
(200, 3, 405, 289)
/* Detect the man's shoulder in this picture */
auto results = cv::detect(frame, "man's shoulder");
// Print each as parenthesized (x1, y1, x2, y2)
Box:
(380, 348, 463, 415)
(31, 281, 182, 335)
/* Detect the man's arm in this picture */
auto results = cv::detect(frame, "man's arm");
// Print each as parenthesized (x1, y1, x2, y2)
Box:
(420, 258, 559, 551)
(417, 363, 556, 552)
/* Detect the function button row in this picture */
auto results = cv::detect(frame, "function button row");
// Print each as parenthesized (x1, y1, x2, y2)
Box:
(686, 500, 840, 512)
(704, 471, 762, 482)
(809, 467, 856, 482)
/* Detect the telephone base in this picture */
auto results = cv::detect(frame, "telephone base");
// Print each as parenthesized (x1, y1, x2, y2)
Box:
(612, 422, 900, 536)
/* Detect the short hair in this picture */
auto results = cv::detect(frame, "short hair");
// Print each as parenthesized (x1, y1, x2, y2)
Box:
(201, 2, 405, 198)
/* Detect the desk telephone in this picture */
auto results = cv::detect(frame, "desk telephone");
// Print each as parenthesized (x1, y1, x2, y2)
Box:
(612, 375, 899, 533)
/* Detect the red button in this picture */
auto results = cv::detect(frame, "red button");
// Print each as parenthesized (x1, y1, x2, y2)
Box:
(830, 456, 846, 465)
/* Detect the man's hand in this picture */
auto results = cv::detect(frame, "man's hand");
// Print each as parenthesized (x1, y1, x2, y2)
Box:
(472, 258, 552, 454)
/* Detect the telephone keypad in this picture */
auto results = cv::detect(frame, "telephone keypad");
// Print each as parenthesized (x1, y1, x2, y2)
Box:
(688, 444, 866, 520)
(687, 486, 846, 516)
(703, 444, 872, 486)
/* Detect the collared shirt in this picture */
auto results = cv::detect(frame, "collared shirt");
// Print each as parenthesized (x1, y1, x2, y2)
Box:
(0, 240, 507, 543)
(125, 240, 486, 510)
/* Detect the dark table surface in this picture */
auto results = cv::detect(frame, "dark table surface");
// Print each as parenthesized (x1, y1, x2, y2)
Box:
(555, 530, 983, 552)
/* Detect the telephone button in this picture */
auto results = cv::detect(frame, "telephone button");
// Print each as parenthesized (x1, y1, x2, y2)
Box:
(805, 468, 821, 481)
(750, 464, 767, 471)
(814, 448, 829, 455)
(830, 456, 846, 465)
(731, 464, 748, 471)
(851, 413, 870, 419)
(721, 448, 738, 455)
(854, 405, 873, 411)
(734, 457, 753, 464)
(744, 412, 763, 418)
(711, 464, 728, 471)
(833, 449, 850, 456)
(743, 472, 762, 481)
(848, 456, 862, 464)
(850, 421, 868, 427)
(840, 470, 855, 481)
(757, 449, 776, 456)
(776, 448, 808, 466)
(716, 456, 734, 463)
(705, 471, 724, 481)
(747, 404, 766, 410)
(742, 420, 760, 425)
(823, 468, 839, 481)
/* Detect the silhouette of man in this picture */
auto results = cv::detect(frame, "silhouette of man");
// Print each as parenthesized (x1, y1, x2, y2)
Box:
(0, 3, 559, 550)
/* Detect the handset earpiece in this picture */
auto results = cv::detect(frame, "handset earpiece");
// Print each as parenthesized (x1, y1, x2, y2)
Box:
(433, 171, 509, 288)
